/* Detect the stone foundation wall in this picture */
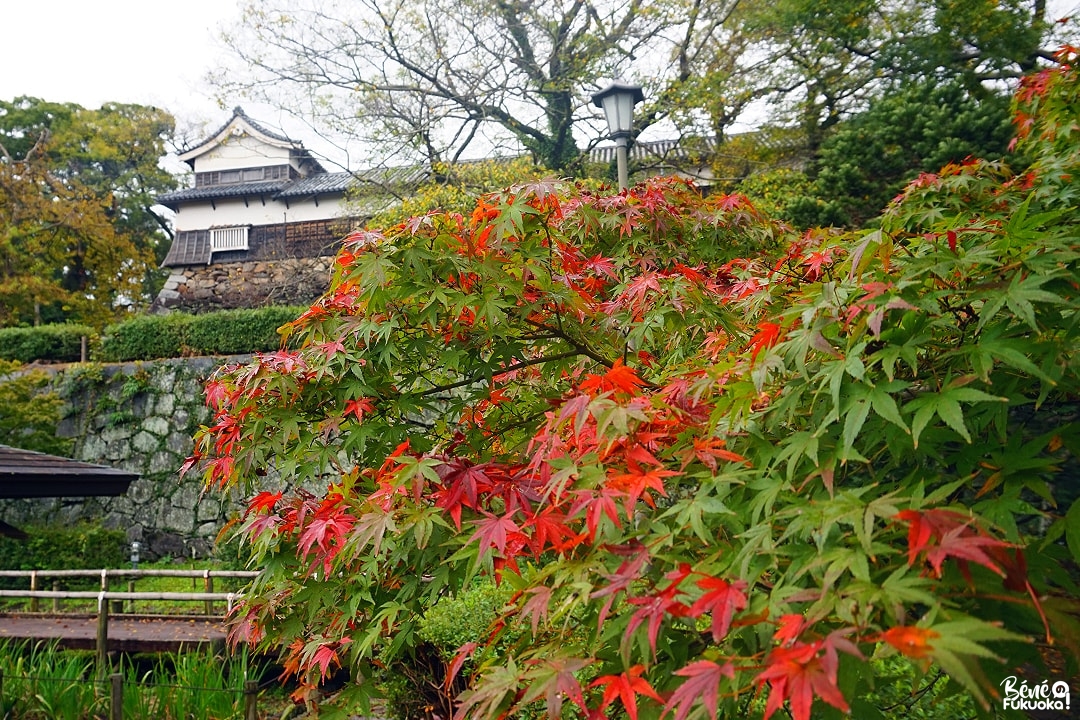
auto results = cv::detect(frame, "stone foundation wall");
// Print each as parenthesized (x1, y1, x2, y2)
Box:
(0, 357, 248, 560)
(153, 257, 332, 314)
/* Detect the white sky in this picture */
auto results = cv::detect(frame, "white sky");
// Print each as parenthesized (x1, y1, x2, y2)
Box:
(0, 0, 346, 169)
(2, 0, 1077, 174)
(0, 1, 234, 125)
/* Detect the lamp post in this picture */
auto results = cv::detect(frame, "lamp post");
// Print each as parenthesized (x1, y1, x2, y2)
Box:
(591, 80, 644, 191)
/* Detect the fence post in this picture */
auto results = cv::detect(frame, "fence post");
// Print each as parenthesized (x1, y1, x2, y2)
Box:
(52, 580, 60, 613)
(110, 672, 123, 720)
(204, 570, 213, 615)
(97, 593, 109, 680)
(29, 571, 38, 613)
(244, 679, 259, 720)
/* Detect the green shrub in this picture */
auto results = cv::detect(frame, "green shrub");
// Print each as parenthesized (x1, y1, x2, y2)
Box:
(185, 306, 303, 355)
(98, 314, 192, 362)
(0, 522, 127, 590)
(97, 307, 304, 362)
(380, 578, 515, 720)
(0, 324, 97, 363)
(0, 360, 70, 456)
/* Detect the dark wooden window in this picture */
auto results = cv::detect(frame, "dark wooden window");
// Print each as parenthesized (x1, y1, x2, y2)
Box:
(194, 165, 293, 187)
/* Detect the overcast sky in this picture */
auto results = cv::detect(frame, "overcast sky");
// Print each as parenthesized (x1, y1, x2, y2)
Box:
(0, 0, 339, 168)
(3, 0, 1078, 172)
(1, 1, 233, 119)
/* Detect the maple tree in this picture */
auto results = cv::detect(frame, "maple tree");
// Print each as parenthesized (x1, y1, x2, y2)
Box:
(191, 49, 1080, 719)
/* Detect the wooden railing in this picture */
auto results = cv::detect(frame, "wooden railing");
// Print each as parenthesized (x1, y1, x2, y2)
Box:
(0, 568, 260, 615)
(0, 568, 261, 674)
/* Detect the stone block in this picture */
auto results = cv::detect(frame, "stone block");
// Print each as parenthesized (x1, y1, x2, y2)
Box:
(101, 425, 133, 443)
(151, 450, 180, 475)
(132, 430, 159, 453)
(142, 416, 170, 437)
(80, 434, 107, 462)
(154, 392, 175, 416)
(128, 478, 154, 504)
(166, 430, 193, 455)
(164, 505, 197, 533)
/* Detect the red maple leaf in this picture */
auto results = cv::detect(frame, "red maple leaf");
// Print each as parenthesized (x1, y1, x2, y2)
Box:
(204, 380, 229, 409)
(520, 585, 553, 635)
(878, 626, 939, 659)
(524, 507, 586, 555)
(590, 664, 663, 720)
(569, 488, 622, 540)
(895, 508, 1010, 579)
(757, 641, 850, 720)
(343, 397, 375, 421)
(688, 575, 749, 642)
(247, 491, 283, 516)
(607, 460, 678, 513)
(590, 544, 650, 628)
(748, 322, 783, 361)
(624, 579, 691, 654)
(468, 511, 521, 556)
(580, 359, 648, 396)
(316, 338, 347, 358)
(444, 642, 478, 692)
(801, 249, 836, 281)
(297, 498, 356, 575)
(310, 644, 340, 680)
(662, 660, 734, 720)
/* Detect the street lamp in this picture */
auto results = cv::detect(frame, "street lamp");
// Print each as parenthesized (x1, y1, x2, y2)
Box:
(591, 80, 644, 191)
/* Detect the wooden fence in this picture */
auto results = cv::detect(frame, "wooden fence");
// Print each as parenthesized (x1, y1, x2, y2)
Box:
(0, 568, 260, 677)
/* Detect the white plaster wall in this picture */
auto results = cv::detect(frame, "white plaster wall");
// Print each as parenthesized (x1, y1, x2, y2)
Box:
(172, 196, 349, 231)
(193, 134, 293, 173)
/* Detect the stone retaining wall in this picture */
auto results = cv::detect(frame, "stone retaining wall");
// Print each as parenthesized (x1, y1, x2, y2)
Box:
(0, 357, 246, 560)
(154, 257, 332, 314)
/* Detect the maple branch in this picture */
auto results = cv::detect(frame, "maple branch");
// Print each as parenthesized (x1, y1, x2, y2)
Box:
(522, 317, 612, 369)
(417, 349, 585, 397)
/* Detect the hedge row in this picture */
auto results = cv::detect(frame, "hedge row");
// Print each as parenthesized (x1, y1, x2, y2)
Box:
(0, 307, 305, 363)
(0, 324, 96, 363)
(98, 306, 305, 361)
(0, 523, 127, 591)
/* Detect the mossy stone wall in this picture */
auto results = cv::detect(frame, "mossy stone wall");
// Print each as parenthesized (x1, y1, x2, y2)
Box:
(0, 357, 246, 560)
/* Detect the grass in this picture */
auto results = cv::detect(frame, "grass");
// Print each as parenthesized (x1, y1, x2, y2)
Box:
(0, 639, 291, 719)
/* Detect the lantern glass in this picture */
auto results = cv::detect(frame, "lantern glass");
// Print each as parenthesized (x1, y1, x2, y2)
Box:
(591, 81, 644, 139)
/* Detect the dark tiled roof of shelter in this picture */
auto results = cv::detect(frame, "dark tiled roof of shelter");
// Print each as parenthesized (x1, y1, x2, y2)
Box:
(0, 445, 137, 499)
(156, 180, 291, 210)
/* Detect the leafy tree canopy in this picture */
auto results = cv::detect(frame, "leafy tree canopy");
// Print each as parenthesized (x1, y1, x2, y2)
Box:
(0, 98, 178, 327)
(214, 0, 1074, 173)
(192, 49, 1080, 718)
(762, 78, 1016, 229)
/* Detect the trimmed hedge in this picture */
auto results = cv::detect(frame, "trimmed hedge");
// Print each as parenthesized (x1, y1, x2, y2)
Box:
(0, 324, 96, 363)
(0, 523, 127, 591)
(184, 306, 305, 356)
(98, 306, 305, 362)
(98, 314, 192, 362)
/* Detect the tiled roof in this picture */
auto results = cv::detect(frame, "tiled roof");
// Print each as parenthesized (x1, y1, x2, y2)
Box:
(275, 171, 356, 198)
(156, 180, 292, 209)
(227, 107, 295, 144)
(161, 230, 211, 266)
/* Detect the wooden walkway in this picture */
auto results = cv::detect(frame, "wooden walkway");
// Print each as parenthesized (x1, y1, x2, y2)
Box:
(0, 613, 227, 652)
